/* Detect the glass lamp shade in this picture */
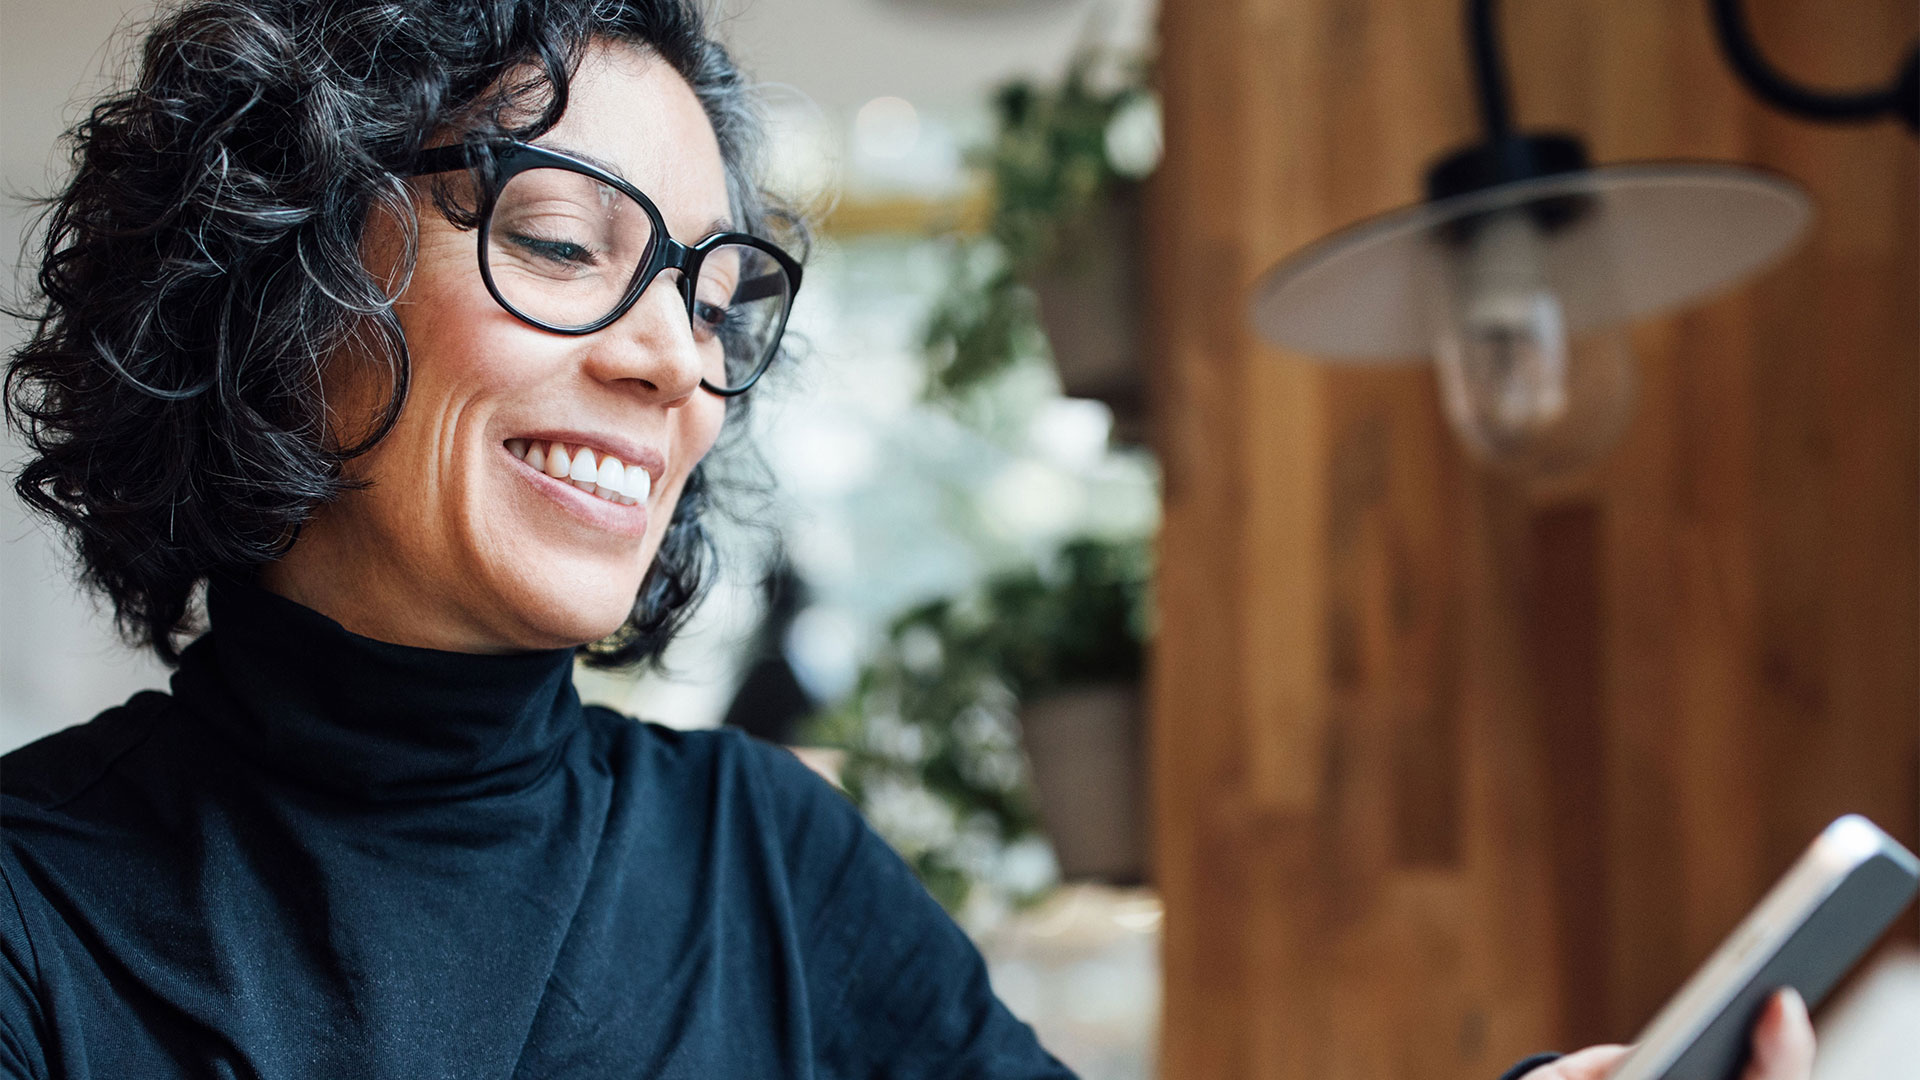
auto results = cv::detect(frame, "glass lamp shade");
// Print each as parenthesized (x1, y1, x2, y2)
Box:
(1248, 162, 1811, 474)
(1430, 207, 1638, 474)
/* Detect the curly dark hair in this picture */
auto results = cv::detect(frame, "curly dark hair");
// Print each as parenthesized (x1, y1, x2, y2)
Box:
(5, 0, 800, 668)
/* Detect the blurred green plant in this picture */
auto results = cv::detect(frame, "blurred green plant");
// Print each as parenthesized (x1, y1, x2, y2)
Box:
(923, 51, 1160, 401)
(803, 534, 1153, 915)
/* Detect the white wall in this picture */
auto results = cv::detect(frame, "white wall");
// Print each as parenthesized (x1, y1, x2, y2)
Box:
(1, 0, 172, 753)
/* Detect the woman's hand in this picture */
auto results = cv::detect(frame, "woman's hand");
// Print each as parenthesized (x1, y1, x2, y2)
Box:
(1520, 988, 1815, 1080)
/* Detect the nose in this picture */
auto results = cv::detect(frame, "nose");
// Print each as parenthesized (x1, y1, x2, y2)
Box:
(584, 269, 704, 405)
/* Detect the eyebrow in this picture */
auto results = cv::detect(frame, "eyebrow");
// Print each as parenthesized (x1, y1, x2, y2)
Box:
(539, 140, 738, 237)
(539, 142, 627, 181)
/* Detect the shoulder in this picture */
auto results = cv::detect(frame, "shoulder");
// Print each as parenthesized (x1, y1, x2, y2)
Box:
(581, 709, 858, 840)
(1, 691, 178, 938)
(0, 852, 46, 1079)
(527, 715, 1073, 1074)
(0, 696, 171, 1080)
(580, 710, 885, 903)
(707, 723, 856, 822)
(581, 708, 829, 786)
(0, 691, 173, 811)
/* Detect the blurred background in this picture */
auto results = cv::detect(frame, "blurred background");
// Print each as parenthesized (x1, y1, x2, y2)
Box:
(3, 1, 1916, 1078)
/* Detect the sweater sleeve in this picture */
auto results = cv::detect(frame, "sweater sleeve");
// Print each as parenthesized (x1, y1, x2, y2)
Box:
(739, 736, 1563, 1080)
(741, 736, 1076, 1080)
(0, 856, 48, 1080)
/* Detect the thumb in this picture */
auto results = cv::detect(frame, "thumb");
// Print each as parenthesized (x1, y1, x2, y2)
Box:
(1531, 1044, 1631, 1080)
(1741, 988, 1815, 1080)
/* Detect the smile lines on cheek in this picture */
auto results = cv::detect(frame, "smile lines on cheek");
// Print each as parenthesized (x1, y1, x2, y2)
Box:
(507, 439, 651, 506)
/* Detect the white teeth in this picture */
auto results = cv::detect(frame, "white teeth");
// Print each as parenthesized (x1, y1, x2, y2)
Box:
(596, 456, 625, 496)
(517, 439, 648, 508)
(569, 446, 598, 484)
(622, 464, 651, 503)
(596, 457, 625, 490)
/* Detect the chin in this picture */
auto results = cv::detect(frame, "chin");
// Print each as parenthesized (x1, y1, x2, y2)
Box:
(527, 600, 637, 651)
(495, 564, 646, 650)
(476, 495, 674, 652)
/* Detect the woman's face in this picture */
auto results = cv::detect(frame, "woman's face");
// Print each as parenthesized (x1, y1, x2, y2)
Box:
(264, 41, 733, 652)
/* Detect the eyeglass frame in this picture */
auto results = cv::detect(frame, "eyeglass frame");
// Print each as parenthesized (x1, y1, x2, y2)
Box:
(404, 139, 803, 397)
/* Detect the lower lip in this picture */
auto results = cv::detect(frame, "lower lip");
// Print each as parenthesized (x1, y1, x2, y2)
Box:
(506, 446, 651, 539)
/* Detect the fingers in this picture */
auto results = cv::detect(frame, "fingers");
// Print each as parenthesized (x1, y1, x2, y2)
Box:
(1520, 1044, 1632, 1080)
(1518, 988, 1815, 1080)
(1741, 988, 1816, 1080)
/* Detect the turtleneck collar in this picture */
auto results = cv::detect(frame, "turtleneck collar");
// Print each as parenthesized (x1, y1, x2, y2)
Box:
(168, 571, 585, 802)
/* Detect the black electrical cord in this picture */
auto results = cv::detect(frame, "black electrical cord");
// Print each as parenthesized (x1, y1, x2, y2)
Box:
(1467, 0, 1916, 137)
(1467, 0, 1514, 140)
(1709, 0, 1919, 133)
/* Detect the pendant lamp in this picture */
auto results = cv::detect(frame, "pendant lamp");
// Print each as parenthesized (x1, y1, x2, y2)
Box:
(1247, 0, 1911, 477)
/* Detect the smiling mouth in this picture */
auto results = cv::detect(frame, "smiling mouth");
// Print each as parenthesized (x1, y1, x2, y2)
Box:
(507, 438, 651, 506)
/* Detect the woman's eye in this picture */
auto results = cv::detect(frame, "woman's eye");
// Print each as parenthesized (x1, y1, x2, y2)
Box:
(692, 300, 730, 338)
(505, 231, 598, 267)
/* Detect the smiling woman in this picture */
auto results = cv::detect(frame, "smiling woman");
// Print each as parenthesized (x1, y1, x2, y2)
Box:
(260, 46, 748, 655)
(0, 2, 1072, 1077)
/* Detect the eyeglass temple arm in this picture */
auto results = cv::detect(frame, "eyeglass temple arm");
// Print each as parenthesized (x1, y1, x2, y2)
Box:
(734, 273, 787, 303)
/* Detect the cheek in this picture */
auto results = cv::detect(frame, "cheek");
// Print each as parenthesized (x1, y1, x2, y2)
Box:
(373, 242, 575, 472)
(396, 236, 526, 391)
(681, 395, 728, 464)
(679, 397, 729, 500)
(643, 398, 729, 555)
(352, 207, 503, 397)
(335, 235, 561, 507)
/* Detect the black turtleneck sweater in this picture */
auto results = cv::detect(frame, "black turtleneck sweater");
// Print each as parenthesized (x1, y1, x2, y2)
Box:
(0, 575, 1072, 1079)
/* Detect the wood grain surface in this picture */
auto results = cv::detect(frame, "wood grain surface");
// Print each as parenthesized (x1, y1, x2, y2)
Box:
(1145, 1, 1919, 1077)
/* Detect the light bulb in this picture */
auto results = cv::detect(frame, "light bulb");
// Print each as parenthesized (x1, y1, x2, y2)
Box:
(1430, 211, 1636, 476)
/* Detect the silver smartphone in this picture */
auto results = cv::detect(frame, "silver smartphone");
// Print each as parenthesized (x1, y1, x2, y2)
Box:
(1607, 814, 1919, 1080)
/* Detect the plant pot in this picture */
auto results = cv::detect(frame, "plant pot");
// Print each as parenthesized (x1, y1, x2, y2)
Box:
(1018, 680, 1149, 884)
(1028, 185, 1148, 444)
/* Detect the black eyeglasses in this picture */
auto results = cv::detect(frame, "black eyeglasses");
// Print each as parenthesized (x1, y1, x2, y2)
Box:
(406, 140, 802, 397)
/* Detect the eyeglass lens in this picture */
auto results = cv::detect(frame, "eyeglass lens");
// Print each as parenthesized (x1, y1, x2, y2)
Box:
(486, 166, 792, 391)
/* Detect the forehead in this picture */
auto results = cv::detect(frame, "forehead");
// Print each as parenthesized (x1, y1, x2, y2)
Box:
(534, 41, 733, 237)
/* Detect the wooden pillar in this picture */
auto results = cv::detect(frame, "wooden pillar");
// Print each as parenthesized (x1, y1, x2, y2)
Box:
(1145, 1, 1919, 1078)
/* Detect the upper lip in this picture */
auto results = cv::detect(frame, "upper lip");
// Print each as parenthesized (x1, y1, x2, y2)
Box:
(510, 429, 666, 486)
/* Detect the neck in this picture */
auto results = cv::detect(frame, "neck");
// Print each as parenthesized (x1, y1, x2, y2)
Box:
(171, 570, 586, 802)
